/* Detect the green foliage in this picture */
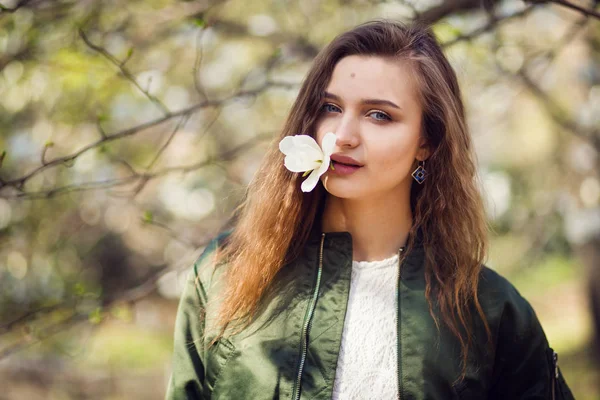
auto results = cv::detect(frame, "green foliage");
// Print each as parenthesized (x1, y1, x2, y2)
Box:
(83, 323, 173, 370)
(510, 255, 580, 297)
(88, 307, 103, 324)
(0, 0, 597, 398)
(142, 210, 153, 223)
(432, 23, 463, 42)
(194, 17, 206, 28)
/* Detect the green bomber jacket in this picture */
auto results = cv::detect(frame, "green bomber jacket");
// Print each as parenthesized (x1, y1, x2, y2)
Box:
(166, 229, 575, 400)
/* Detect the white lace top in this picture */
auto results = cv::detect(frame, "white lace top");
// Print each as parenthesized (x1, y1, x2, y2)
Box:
(331, 253, 400, 400)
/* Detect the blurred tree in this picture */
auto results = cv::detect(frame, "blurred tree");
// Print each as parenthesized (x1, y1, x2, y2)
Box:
(0, 0, 599, 398)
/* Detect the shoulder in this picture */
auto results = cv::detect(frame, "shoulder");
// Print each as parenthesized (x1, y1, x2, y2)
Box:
(190, 230, 233, 291)
(475, 268, 575, 398)
(478, 265, 527, 306)
(477, 265, 547, 345)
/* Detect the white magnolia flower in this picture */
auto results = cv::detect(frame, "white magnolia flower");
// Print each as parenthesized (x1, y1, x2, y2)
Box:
(278, 132, 337, 192)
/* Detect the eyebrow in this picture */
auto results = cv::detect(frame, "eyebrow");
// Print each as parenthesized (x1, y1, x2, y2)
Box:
(323, 91, 402, 110)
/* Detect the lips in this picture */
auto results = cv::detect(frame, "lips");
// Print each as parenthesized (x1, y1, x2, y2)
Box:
(331, 160, 359, 169)
(330, 154, 364, 167)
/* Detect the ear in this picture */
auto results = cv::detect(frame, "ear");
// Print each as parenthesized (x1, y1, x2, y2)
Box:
(416, 137, 431, 161)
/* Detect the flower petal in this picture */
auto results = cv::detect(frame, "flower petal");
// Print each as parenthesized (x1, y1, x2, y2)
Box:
(291, 135, 322, 154)
(279, 136, 321, 160)
(321, 132, 337, 156)
(284, 156, 320, 172)
(279, 134, 325, 173)
(301, 152, 332, 192)
(315, 154, 330, 177)
(301, 168, 322, 192)
(278, 136, 296, 155)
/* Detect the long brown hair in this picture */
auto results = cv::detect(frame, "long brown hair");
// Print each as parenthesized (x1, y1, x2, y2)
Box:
(214, 19, 491, 375)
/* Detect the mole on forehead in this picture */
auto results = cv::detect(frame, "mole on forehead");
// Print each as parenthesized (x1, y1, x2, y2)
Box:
(350, 73, 355, 78)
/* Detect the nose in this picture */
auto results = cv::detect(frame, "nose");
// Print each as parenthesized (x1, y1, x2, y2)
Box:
(334, 115, 360, 148)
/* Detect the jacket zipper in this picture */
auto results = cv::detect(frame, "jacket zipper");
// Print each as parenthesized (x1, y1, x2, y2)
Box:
(291, 232, 325, 400)
(551, 350, 558, 400)
(396, 246, 406, 400)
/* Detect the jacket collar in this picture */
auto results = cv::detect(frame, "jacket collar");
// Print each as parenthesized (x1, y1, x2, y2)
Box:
(306, 223, 426, 281)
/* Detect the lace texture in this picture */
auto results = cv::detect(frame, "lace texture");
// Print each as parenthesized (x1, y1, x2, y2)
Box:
(331, 253, 399, 400)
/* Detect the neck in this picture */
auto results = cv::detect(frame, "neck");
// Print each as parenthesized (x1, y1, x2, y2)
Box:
(321, 191, 413, 262)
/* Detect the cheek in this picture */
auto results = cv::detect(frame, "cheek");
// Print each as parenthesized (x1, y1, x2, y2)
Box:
(315, 131, 325, 148)
(313, 123, 324, 146)
(368, 139, 417, 173)
(314, 117, 336, 142)
(315, 128, 334, 149)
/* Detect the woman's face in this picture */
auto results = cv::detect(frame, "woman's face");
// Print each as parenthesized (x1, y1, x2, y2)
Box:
(315, 55, 429, 200)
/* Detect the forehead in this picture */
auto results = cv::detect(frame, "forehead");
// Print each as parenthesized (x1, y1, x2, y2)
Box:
(326, 55, 420, 107)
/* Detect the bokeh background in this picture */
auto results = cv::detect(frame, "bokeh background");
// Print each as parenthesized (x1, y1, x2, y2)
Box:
(0, 0, 599, 398)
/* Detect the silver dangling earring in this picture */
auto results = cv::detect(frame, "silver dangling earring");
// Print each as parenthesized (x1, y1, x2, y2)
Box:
(412, 160, 427, 184)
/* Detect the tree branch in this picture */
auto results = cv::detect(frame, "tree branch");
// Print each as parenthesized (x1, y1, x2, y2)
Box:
(525, 0, 600, 20)
(3, 132, 271, 199)
(79, 28, 171, 116)
(0, 238, 211, 360)
(0, 0, 34, 13)
(0, 80, 293, 197)
(494, 15, 600, 152)
(415, 0, 486, 25)
(441, 5, 536, 48)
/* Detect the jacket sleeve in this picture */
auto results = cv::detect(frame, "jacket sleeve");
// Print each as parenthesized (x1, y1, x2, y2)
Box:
(489, 287, 575, 400)
(165, 241, 218, 400)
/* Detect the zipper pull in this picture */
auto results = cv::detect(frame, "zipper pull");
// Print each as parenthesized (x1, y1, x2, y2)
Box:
(550, 350, 558, 400)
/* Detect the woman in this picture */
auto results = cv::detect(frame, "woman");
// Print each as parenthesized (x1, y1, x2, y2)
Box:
(166, 20, 575, 399)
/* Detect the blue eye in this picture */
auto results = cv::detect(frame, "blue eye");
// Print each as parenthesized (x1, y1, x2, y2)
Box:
(321, 103, 341, 113)
(369, 111, 392, 121)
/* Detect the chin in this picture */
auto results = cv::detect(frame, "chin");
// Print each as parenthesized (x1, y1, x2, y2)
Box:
(321, 178, 367, 199)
